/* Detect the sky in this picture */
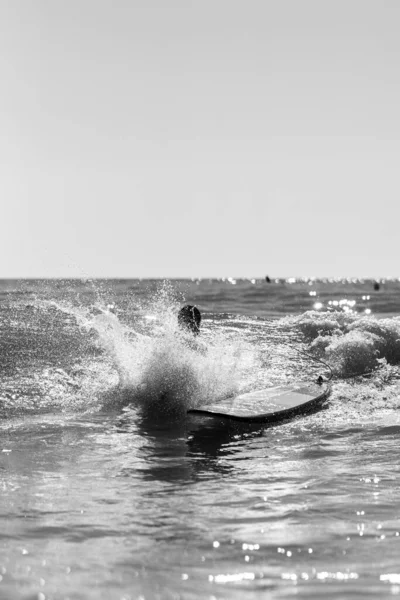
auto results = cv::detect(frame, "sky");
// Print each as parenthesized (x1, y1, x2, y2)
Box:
(1, 0, 399, 278)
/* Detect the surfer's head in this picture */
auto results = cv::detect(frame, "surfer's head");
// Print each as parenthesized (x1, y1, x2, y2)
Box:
(178, 305, 201, 336)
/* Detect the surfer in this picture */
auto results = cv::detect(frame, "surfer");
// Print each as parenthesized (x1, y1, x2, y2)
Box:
(178, 305, 201, 335)
(178, 305, 206, 353)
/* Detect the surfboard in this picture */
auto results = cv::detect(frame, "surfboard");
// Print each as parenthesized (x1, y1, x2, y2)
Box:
(187, 382, 331, 423)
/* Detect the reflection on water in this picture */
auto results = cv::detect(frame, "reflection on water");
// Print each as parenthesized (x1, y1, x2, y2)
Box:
(2, 407, 400, 599)
(2, 279, 400, 598)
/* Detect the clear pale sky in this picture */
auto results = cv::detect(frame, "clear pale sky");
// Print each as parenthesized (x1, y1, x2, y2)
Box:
(1, 1, 399, 278)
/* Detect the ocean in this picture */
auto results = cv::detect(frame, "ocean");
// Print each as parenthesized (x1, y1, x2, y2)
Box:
(1, 277, 400, 599)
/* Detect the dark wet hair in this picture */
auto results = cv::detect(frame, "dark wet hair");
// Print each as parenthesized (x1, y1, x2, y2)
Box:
(178, 305, 201, 335)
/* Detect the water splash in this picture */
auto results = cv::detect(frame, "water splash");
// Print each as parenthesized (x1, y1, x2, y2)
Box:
(26, 282, 260, 420)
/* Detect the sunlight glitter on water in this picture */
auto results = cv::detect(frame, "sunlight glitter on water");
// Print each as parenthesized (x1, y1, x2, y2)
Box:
(209, 572, 256, 583)
(2, 279, 400, 599)
(282, 571, 359, 581)
(381, 574, 400, 583)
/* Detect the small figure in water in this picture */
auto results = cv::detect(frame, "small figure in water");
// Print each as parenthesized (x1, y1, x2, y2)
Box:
(178, 305, 201, 336)
(178, 305, 206, 353)
(373, 281, 380, 291)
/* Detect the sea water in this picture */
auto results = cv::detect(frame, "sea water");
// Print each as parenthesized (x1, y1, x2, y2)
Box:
(1, 278, 400, 599)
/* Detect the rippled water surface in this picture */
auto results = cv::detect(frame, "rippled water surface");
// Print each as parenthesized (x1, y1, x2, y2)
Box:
(2, 278, 400, 599)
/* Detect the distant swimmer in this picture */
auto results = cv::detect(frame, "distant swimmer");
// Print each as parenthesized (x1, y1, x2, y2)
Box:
(374, 282, 380, 291)
(265, 276, 271, 283)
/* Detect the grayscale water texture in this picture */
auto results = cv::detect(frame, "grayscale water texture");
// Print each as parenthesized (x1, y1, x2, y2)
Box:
(1, 278, 400, 599)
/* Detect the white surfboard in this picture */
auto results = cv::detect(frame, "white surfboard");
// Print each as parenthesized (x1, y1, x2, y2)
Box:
(187, 382, 331, 423)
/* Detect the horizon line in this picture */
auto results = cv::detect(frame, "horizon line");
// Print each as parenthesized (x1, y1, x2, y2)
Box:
(0, 275, 394, 282)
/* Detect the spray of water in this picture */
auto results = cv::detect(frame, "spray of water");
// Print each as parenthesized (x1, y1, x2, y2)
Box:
(31, 282, 259, 420)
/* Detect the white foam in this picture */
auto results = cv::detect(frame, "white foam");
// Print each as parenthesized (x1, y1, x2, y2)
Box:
(286, 311, 400, 378)
(32, 283, 260, 419)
